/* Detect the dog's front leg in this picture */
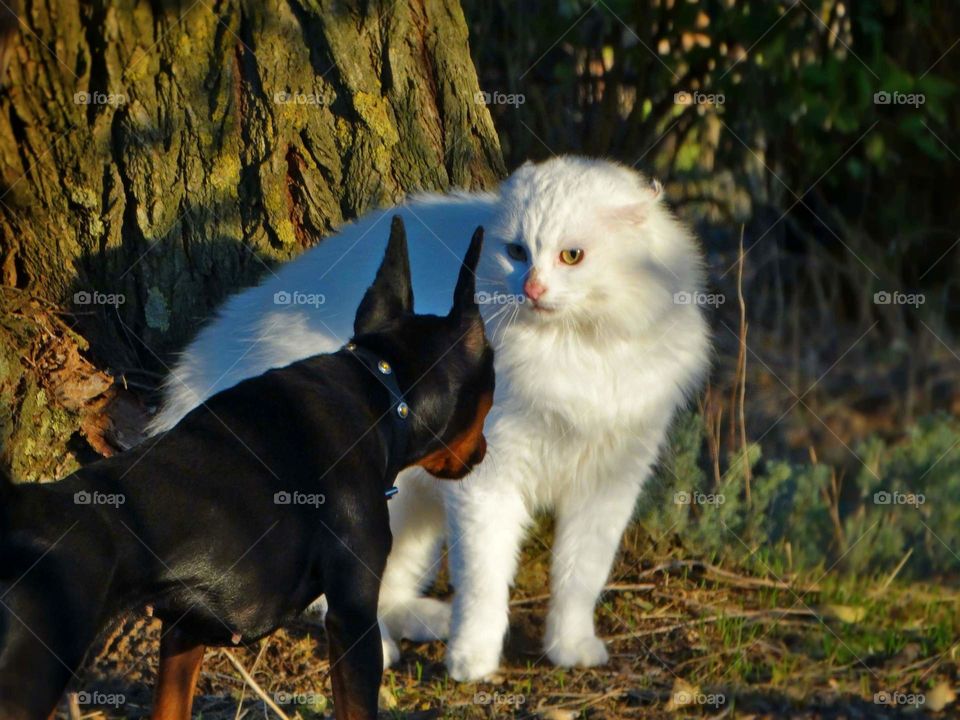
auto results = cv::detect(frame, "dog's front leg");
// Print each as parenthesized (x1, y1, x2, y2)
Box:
(323, 540, 388, 720)
(0, 570, 107, 720)
(0, 612, 74, 720)
(152, 624, 205, 720)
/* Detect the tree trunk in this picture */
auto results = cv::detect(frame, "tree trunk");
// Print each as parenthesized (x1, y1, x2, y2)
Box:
(0, 0, 504, 481)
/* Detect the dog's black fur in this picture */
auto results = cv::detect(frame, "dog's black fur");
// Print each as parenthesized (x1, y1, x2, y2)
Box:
(0, 218, 494, 720)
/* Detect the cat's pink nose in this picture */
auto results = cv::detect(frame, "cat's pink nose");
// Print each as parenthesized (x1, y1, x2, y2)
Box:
(523, 275, 547, 301)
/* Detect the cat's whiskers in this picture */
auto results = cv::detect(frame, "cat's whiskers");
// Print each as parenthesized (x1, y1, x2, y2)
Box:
(493, 304, 515, 341)
(485, 304, 512, 341)
(506, 302, 521, 335)
(564, 314, 580, 353)
(491, 305, 510, 342)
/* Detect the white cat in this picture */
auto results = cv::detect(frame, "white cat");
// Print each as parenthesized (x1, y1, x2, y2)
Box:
(150, 156, 710, 680)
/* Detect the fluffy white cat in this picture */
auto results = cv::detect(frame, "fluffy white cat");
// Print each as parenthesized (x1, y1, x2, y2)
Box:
(150, 156, 710, 681)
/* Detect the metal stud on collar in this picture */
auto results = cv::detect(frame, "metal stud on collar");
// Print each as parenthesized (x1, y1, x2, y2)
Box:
(347, 342, 409, 421)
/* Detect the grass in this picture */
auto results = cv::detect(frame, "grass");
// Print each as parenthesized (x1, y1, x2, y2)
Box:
(59, 518, 958, 719)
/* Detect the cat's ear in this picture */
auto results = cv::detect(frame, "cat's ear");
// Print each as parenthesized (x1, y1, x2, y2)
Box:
(607, 178, 664, 226)
(609, 204, 650, 225)
(354, 215, 414, 336)
(510, 159, 536, 179)
(450, 226, 486, 355)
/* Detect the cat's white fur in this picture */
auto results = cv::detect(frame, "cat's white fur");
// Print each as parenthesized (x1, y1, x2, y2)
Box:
(150, 156, 710, 680)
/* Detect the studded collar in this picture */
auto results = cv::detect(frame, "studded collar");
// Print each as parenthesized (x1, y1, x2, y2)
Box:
(344, 342, 409, 499)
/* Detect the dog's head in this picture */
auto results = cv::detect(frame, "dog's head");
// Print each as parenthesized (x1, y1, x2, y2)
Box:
(352, 216, 495, 479)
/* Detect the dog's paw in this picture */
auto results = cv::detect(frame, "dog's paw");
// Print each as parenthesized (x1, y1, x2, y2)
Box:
(446, 640, 501, 681)
(546, 634, 609, 668)
(302, 595, 328, 624)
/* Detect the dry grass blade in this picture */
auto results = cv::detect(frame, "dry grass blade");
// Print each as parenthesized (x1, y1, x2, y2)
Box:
(234, 638, 273, 720)
(637, 559, 820, 592)
(605, 607, 817, 642)
(221, 649, 291, 720)
(736, 225, 751, 501)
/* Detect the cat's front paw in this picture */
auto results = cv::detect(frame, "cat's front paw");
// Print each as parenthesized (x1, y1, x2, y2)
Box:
(381, 597, 452, 642)
(546, 634, 609, 668)
(380, 618, 401, 668)
(382, 634, 401, 668)
(404, 597, 452, 641)
(446, 639, 501, 681)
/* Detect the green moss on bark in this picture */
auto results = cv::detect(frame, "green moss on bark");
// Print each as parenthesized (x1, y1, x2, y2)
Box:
(0, 0, 504, 480)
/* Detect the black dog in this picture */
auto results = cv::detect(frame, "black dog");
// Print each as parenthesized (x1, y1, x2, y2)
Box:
(0, 217, 494, 720)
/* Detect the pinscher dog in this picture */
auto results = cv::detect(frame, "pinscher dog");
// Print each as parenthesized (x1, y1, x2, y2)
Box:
(0, 217, 494, 720)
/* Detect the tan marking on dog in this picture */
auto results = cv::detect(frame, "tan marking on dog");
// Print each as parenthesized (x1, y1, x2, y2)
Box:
(418, 390, 493, 479)
(152, 626, 205, 720)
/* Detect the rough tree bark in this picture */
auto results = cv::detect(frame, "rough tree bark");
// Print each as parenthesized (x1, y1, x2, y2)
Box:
(0, 0, 504, 481)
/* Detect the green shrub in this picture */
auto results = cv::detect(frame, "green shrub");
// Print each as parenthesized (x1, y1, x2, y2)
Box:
(640, 412, 960, 581)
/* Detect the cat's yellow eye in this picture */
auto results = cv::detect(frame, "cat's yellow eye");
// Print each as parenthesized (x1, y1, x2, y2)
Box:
(559, 248, 584, 265)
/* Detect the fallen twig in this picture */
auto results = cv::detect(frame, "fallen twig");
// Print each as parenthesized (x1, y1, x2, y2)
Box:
(66, 693, 81, 720)
(234, 638, 273, 720)
(637, 559, 820, 593)
(534, 687, 626, 714)
(221, 649, 291, 720)
(511, 583, 654, 606)
(605, 607, 817, 642)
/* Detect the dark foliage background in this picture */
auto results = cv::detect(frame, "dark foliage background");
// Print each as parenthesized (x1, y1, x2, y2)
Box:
(461, 0, 960, 580)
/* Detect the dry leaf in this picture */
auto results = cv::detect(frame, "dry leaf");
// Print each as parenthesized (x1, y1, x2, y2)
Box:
(820, 604, 867, 623)
(379, 685, 398, 709)
(667, 678, 701, 711)
(926, 682, 957, 712)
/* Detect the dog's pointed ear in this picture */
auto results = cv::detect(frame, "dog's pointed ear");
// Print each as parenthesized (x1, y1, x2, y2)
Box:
(451, 226, 483, 321)
(449, 227, 486, 356)
(354, 215, 414, 336)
